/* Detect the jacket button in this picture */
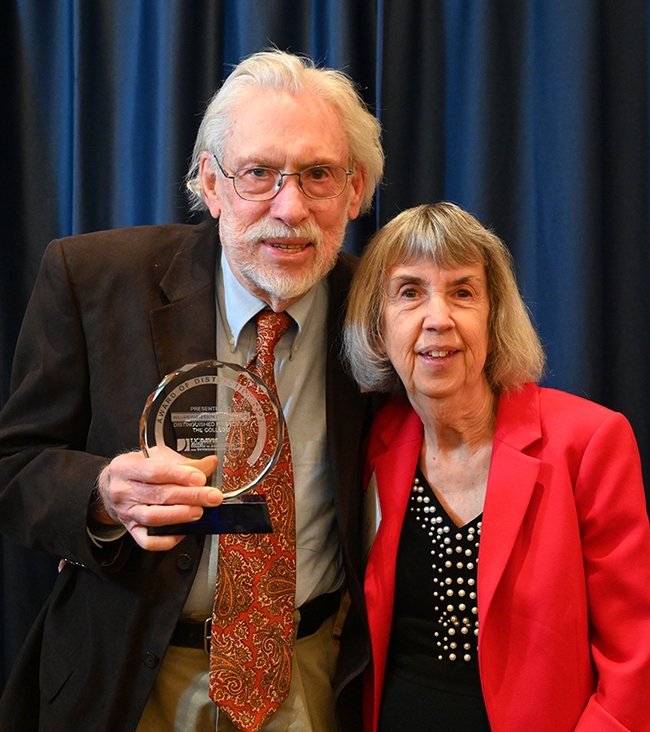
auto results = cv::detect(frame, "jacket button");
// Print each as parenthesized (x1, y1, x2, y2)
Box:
(176, 553, 193, 571)
(143, 652, 159, 669)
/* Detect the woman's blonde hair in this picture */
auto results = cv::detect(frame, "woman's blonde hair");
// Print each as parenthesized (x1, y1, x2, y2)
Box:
(343, 202, 545, 393)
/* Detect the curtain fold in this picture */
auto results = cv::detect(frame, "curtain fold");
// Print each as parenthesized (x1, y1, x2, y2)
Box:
(1, 0, 648, 689)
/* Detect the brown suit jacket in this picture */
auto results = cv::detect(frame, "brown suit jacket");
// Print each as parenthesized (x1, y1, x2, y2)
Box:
(0, 219, 371, 731)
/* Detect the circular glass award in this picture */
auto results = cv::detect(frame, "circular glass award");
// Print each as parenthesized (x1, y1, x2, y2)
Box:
(140, 360, 284, 503)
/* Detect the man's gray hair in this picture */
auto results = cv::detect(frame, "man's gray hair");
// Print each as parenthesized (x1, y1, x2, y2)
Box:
(186, 49, 384, 214)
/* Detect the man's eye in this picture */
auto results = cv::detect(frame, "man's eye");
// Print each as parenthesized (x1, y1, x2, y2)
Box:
(239, 167, 276, 181)
(250, 168, 274, 179)
(304, 166, 332, 182)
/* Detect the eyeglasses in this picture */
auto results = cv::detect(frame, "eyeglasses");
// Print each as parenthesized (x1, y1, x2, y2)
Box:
(215, 157, 354, 202)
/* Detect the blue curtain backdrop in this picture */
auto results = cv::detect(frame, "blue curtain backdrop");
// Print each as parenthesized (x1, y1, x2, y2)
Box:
(1, 0, 648, 688)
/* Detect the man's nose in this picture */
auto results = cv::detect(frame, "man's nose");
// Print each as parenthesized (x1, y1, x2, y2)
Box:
(268, 176, 310, 225)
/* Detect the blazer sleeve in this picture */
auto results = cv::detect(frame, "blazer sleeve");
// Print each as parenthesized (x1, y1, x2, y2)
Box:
(573, 410, 650, 731)
(0, 240, 128, 571)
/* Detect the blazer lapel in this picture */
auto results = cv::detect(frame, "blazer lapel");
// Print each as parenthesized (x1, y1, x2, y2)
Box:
(478, 383, 543, 621)
(149, 220, 219, 380)
(370, 407, 423, 556)
(365, 403, 422, 725)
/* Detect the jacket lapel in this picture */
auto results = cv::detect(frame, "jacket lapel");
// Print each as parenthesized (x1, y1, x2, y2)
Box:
(365, 402, 422, 728)
(478, 383, 543, 621)
(370, 406, 423, 557)
(149, 220, 219, 380)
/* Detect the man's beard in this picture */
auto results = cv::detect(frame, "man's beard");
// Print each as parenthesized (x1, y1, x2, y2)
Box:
(219, 217, 345, 302)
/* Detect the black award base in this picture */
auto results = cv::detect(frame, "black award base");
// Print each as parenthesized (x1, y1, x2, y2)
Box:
(147, 495, 273, 535)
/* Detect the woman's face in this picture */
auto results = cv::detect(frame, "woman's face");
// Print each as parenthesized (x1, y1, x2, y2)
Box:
(381, 259, 491, 404)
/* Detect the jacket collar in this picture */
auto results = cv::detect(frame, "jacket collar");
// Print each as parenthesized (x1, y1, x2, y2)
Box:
(158, 218, 218, 304)
(493, 382, 542, 452)
(150, 218, 219, 380)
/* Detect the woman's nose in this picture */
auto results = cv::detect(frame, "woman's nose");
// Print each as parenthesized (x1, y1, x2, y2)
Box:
(423, 294, 453, 330)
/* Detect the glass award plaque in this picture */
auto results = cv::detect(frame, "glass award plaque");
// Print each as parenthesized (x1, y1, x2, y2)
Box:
(140, 360, 283, 535)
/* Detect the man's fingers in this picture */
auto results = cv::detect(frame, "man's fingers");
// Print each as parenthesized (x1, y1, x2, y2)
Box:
(126, 483, 222, 509)
(96, 450, 222, 548)
(129, 526, 186, 551)
(127, 502, 205, 528)
(182, 455, 219, 477)
(146, 448, 218, 480)
(126, 460, 207, 488)
(108, 450, 210, 486)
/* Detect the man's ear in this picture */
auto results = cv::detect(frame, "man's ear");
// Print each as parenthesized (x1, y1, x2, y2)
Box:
(346, 167, 367, 221)
(199, 152, 222, 219)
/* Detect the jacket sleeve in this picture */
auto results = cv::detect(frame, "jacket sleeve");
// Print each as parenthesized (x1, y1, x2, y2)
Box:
(573, 410, 650, 731)
(0, 240, 130, 571)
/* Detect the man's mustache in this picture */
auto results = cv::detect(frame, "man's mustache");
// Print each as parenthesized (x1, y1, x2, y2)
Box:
(242, 220, 324, 246)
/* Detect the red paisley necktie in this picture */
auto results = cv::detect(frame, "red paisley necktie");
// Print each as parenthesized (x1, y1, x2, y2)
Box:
(209, 310, 296, 732)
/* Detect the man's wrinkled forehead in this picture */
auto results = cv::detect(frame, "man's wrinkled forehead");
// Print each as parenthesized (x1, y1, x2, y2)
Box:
(222, 88, 350, 168)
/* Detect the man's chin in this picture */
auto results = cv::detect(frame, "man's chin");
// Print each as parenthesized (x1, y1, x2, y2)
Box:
(245, 257, 337, 303)
(251, 271, 321, 302)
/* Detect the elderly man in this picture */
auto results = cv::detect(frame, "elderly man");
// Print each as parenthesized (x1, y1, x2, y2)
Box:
(0, 50, 383, 732)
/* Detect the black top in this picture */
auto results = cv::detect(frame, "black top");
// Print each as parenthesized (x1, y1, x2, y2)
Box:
(378, 468, 491, 732)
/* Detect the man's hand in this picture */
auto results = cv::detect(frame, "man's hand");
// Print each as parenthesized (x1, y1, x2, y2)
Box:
(93, 446, 221, 551)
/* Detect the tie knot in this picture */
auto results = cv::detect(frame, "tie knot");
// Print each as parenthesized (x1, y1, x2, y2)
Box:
(255, 310, 291, 356)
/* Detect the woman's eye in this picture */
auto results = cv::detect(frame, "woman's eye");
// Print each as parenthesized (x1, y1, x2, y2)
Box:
(400, 287, 419, 299)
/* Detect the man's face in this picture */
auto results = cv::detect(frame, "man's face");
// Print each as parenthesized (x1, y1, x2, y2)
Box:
(200, 89, 366, 310)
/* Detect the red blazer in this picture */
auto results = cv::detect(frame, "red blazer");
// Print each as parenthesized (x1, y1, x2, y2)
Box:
(363, 383, 650, 732)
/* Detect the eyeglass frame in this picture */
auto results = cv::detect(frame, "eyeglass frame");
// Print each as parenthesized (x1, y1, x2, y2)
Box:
(213, 156, 354, 202)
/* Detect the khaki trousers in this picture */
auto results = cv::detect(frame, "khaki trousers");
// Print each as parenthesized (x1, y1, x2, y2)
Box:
(136, 612, 339, 732)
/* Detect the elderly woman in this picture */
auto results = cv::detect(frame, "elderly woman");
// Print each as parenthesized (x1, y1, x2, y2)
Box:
(343, 202, 650, 732)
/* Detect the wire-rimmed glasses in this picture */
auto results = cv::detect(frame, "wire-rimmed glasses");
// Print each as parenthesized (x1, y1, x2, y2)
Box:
(215, 157, 353, 202)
